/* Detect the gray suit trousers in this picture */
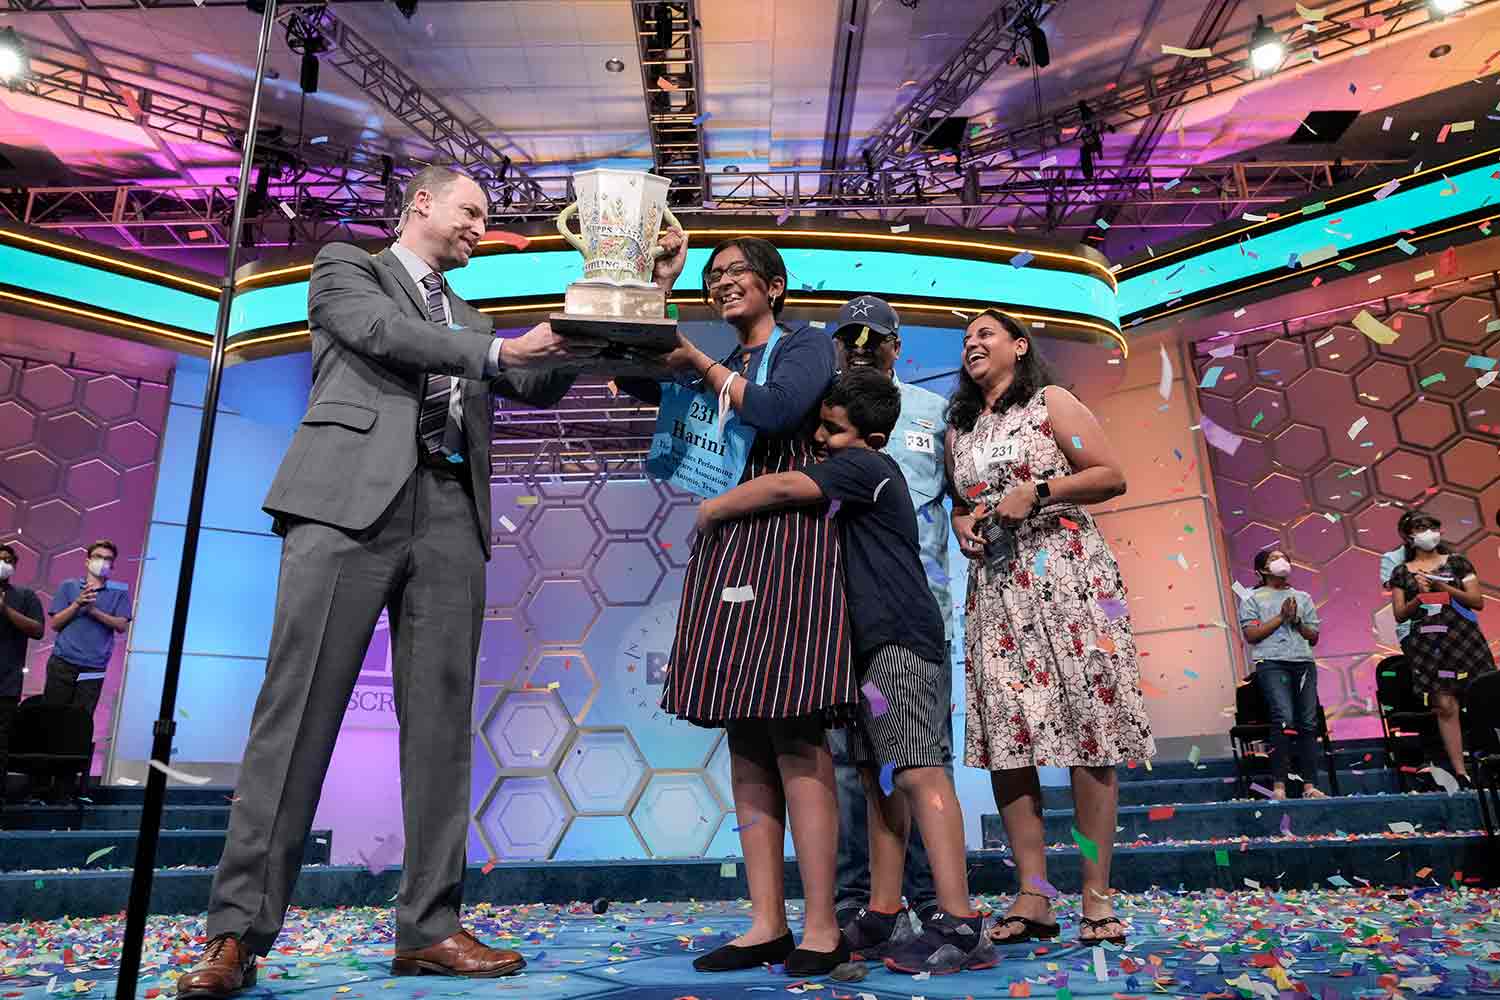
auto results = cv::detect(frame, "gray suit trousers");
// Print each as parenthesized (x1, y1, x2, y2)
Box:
(206, 467, 485, 953)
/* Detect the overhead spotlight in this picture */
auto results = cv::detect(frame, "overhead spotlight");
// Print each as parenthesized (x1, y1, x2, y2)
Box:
(392, 0, 418, 20)
(1431, 0, 1465, 13)
(1076, 101, 1104, 180)
(604, 57, 625, 73)
(246, 0, 265, 14)
(379, 154, 394, 189)
(1024, 19, 1049, 69)
(300, 51, 320, 94)
(1080, 133, 1103, 181)
(285, 9, 327, 93)
(0, 28, 27, 88)
(1250, 16, 1283, 74)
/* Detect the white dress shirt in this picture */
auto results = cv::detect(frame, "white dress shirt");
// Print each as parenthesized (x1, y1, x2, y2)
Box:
(389, 243, 505, 437)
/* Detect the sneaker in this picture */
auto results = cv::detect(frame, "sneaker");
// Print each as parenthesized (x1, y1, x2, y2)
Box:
(883, 911, 995, 975)
(839, 907, 902, 961)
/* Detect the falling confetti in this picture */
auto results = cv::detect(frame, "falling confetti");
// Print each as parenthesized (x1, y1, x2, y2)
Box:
(147, 760, 211, 786)
(1351, 310, 1399, 345)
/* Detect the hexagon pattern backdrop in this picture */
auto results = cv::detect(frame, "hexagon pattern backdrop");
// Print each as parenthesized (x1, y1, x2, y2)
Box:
(1192, 284, 1500, 739)
(462, 461, 735, 863)
(0, 353, 170, 760)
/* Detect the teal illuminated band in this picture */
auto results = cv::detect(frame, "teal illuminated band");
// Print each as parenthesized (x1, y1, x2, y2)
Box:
(1117, 146, 1500, 321)
(0, 241, 218, 338)
(228, 246, 1121, 341)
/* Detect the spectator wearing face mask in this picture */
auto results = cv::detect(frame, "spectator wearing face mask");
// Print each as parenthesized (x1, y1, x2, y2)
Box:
(1379, 511, 1424, 646)
(1387, 515, 1494, 787)
(1238, 549, 1327, 800)
(45, 540, 133, 724)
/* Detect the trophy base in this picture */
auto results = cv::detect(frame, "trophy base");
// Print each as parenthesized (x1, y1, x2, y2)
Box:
(551, 280, 678, 353)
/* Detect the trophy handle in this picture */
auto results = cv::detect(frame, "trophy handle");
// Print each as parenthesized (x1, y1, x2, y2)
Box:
(652, 206, 685, 259)
(555, 201, 588, 255)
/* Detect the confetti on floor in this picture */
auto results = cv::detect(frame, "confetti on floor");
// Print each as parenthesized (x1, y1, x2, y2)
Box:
(4, 889, 1494, 1000)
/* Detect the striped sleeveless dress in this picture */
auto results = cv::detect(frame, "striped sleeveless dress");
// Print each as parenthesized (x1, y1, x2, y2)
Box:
(661, 340, 856, 727)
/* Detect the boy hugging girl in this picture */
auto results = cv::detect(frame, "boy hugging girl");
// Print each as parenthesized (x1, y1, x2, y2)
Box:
(697, 369, 989, 975)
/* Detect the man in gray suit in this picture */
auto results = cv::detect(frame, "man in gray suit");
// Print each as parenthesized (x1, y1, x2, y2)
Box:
(178, 165, 689, 998)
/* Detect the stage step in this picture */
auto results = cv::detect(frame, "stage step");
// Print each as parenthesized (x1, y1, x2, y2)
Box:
(0, 832, 1485, 922)
(0, 828, 331, 872)
(79, 785, 238, 807)
(983, 791, 1482, 848)
(1117, 757, 1236, 782)
(0, 803, 230, 832)
(1039, 767, 1398, 809)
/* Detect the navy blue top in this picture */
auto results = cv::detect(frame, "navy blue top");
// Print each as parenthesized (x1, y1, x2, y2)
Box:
(803, 448, 946, 664)
(0, 583, 43, 698)
(50, 578, 132, 669)
(618, 325, 837, 434)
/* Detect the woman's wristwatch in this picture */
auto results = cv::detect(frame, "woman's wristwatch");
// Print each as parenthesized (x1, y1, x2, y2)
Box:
(1031, 480, 1051, 514)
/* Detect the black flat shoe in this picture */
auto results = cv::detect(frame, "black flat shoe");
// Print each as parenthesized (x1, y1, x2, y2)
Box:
(784, 935, 851, 977)
(692, 932, 795, 973)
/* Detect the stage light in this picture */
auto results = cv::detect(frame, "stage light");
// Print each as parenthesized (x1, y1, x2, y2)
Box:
(604, 57, 625, 73)
(1431, 0, 1465, 13)
(300, 51, 320, 94)
(1250, 16, 1283, 74)
(0, 28, 29, 87)
(392, 0, 418, 20)
(1024, 19, 1050, 68)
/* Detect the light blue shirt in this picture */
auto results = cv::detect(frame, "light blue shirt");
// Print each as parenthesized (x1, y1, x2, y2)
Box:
(388, 243, 505, 438)
(1379, 546, 1410, 641)
(887, 375, 952, 641)
(1238, 586, 1319, 663)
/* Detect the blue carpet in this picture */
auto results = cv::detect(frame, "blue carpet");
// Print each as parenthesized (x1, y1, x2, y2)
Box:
(3, 891, 1498, 999)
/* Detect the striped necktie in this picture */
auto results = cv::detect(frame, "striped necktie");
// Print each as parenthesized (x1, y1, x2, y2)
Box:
(417, 271, 464, 463)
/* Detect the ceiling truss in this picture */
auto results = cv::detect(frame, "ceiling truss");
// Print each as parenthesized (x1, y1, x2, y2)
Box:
(915, 0, 1500, 174)
(1, 158, 1401, 249)
(856, 0, 1059, 173)
(630, 0, 708, 206)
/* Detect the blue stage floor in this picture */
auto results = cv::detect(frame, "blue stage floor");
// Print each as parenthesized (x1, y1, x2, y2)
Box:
(3, 890, 1498, 999)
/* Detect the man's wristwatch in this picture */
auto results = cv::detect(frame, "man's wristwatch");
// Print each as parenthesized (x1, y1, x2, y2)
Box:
(1031, 480, 1051, 513)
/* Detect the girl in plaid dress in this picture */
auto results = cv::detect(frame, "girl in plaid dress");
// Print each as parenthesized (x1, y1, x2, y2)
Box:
(1388, 512, 1494, 787)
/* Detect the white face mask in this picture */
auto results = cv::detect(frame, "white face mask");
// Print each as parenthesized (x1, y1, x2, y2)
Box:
(88, 557, 112, 579)
(1266, 558, 1292, 578)
(0, 561, 12, 582)
(1411, 529, 1441, 551)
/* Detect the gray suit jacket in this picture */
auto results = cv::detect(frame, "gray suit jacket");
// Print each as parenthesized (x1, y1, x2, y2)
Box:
(262, 242, 572, 556)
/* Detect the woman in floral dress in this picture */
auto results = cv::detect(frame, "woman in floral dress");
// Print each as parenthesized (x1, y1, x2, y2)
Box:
(945, 310, 1155, 946)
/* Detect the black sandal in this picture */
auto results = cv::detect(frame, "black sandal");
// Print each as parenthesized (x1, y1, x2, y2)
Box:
(1078, 915, 1127, 946)
(988, 890, 1060, 944)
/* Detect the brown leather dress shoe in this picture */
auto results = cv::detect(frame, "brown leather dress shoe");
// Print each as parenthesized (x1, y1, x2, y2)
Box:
(176, 935, 257, 999)
(391, 929, 526, 978)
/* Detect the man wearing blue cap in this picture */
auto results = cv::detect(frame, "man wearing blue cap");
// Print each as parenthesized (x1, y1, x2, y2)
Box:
(826, 294, 955, 958)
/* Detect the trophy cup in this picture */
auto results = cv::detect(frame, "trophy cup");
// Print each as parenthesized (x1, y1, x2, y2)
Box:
(551, 168, 682, 352)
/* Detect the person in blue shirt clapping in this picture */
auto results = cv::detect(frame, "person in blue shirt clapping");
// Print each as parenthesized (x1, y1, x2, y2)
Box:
(1237, 549, 1327, 801)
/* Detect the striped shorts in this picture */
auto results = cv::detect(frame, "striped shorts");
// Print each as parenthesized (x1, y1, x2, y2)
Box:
(850, 643, 952, 771)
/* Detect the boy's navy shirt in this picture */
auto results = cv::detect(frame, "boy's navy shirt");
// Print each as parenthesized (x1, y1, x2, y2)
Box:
(802, 447, 946, 664)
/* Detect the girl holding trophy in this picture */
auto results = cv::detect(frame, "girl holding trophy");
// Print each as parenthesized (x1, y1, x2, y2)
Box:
(620, 232, 857, 976)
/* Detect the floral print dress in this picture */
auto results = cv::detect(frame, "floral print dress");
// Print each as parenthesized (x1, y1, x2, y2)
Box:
(951, 387, 1156, 769)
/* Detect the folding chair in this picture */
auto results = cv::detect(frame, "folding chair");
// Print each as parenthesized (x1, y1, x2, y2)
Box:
(7, 699, 94, 823)
(1463, 672, 1500, 839)
(1373, 655, 1443, 792)
(1229, 679, 1340, 798)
